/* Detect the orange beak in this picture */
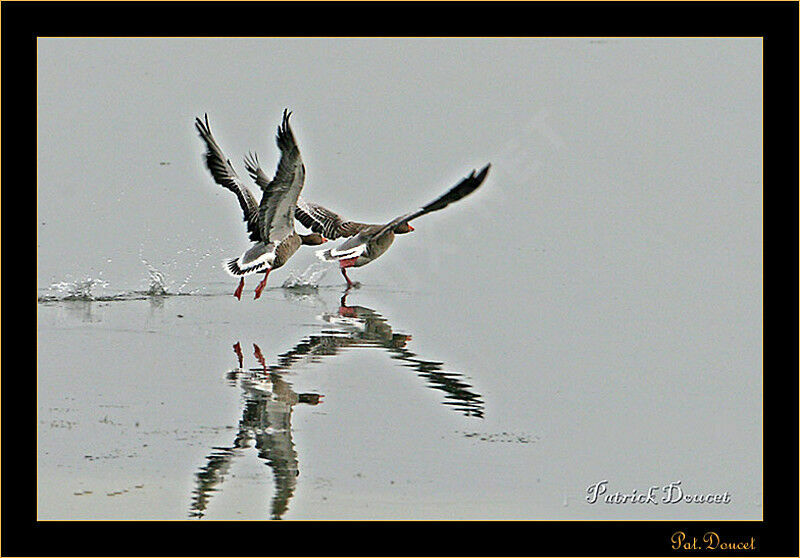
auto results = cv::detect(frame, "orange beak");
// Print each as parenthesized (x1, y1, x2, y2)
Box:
(407, 224, 415, 231)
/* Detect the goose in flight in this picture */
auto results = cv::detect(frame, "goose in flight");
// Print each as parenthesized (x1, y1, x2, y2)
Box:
(295, 164, 490, 287)
(195, 110, 326, 300)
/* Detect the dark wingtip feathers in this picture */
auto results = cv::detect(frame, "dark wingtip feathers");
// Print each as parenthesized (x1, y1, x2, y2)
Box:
(243, 151, 259, 175)
(194, 113, 213, 140)
(226, 258, 243, 276)
(281, 108, 292, 131)
(276, 108, 295, 150)
(416, 163, 491, 216)
(464, 163, 491, 191)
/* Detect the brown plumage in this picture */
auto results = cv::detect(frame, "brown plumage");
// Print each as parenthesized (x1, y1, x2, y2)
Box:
(296, 164, 490, 287)
(195, 110, 326, 300)
(295, 201, 414, 240)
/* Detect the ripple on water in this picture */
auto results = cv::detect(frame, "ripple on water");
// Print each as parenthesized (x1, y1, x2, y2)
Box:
(281, 263, 330, 289)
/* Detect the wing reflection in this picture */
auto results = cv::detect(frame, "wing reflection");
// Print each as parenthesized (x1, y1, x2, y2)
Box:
(190, 290, 483, 520)
(309, 291, 485, 418)
(189, 342, 322, 520)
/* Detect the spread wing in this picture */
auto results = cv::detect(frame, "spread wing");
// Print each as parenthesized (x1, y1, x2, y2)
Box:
(195, 114, 261, 242)
(243, 151, 271, 190)
(295, 198, 371, 239)
(371, 164, 490, 241)
(257, 109, 305, 245)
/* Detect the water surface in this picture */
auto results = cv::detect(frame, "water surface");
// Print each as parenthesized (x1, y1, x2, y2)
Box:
(37, 37, 762, 521)
(38, 270, 760, 520)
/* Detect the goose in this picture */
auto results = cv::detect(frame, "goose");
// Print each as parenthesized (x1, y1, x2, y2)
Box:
(295, 164, 490, 287)
(195, 110, 326, 300)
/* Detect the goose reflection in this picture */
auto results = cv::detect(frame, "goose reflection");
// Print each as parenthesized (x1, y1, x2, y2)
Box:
(189, 342, 322, 520)
(296, 290, 485, 418)
(190, 290, 483, 520)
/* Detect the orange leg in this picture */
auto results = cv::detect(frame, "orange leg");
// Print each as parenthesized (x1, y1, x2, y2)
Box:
(232, 342, 244, 368)
(254, 268, 271, 299)
(340, 267, 354, 288)
(233, 277, 245, 300)
(338, 289, 356, 316)
(253, 343, 267, 371)
(339, 258, 358, 288)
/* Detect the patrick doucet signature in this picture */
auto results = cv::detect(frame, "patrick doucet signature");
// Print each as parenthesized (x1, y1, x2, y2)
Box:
(586, 480, 731, 505)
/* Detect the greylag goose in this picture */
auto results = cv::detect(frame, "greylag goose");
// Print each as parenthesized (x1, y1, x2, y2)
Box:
(195, 110, 326, 300)
(295, 164, 490, 287)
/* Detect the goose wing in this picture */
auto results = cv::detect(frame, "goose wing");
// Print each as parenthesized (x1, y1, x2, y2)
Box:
(371, 164, 490, 241)
(195, 114, 261, 242)
(257, 109, 305, 245)
(243, 151, 272, 190)
(295, 198, 371, 239)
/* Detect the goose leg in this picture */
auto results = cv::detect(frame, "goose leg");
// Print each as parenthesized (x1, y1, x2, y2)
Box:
(338, 291, 357, 317)
(233, 341, 244, 369)
(233, 277, 245, 300)
(340, 267, 354, 288)
(253, 343, 267, 371)
(254, 269, 271, 300)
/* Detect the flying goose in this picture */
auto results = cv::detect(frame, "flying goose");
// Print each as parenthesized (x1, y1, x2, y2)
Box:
(195, 110, 326, 300)
(295, 164, 490, 287)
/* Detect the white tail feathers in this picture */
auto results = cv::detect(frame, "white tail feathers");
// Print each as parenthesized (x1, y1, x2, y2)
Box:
(316, 247, 335, 261)
(223, 243, 276, 277)
(316, 244, 366, 262)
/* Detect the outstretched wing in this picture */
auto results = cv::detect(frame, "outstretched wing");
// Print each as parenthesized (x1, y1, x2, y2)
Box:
(195, 114, 261, 242)
(243, 151, 272, 190)
(258, 109, 305, 245)
(371, 164, 491, 240)
(295, 198, 370, 239)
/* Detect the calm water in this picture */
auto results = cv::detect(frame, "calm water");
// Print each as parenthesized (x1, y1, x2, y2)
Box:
(37, 38, 762, 520)
(37, 265, 760, 520)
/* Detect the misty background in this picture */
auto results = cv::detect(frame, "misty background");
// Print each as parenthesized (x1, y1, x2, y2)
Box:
(37, 38, 762, 519)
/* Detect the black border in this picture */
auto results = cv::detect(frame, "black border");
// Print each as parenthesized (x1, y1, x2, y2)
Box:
(10, 1, 798, 556)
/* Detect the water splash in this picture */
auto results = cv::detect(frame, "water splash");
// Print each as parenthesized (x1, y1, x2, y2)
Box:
(39, 275, 138, 303)
(46, 277, 109, 301)
(174, 249, 213, 295)
(50, 278, 102, 299)
(281, 263, 330, 290)
(139, 247, 213, 296)
(141, 257, 168, 296)
(37, 246, 237, 303)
